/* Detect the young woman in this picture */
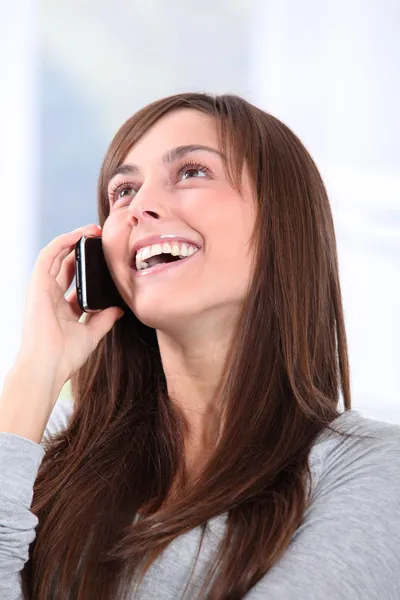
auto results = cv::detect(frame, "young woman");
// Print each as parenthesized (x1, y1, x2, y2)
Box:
(0, 93, 399, 600)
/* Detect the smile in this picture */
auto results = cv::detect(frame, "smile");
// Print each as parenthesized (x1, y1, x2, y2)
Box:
(133, 241, 200, 277)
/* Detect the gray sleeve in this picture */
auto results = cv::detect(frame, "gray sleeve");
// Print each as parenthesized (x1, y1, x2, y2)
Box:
(0, 433, 45, 600)
(247, 420, 400, 600)
(0, 396, 73, 599)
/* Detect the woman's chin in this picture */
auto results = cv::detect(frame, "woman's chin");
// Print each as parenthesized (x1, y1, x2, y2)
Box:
(130, 303, 190, 332)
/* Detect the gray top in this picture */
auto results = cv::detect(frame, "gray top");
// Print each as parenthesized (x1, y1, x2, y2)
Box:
(1, 399, 400, 600)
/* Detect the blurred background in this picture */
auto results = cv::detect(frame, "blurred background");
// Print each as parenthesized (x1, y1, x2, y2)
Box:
(1, 0, 399, 421)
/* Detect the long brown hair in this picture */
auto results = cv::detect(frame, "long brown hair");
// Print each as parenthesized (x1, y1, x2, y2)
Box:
(22, 93, 351, 599)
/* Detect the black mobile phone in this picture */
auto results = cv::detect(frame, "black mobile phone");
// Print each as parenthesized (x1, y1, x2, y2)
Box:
(75, 235, 126, 312)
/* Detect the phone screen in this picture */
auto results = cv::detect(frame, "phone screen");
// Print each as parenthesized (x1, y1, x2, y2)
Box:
(75, 236, 126, 312)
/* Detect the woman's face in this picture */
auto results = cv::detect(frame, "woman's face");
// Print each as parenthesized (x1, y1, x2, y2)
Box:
(102, 109, 257, 332)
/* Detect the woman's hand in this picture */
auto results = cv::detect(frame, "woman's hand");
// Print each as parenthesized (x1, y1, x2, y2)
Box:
(16, 224, 124, 392)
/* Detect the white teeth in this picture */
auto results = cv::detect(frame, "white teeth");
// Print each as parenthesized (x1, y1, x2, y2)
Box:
(135, 240, 199, 271)
(141, 246, 151, 261)
(171, 242, 180, 256)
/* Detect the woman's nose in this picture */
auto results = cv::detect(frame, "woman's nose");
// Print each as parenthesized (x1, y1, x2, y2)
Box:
(129, 208, 160, 226)
(127, 185, 168, 225)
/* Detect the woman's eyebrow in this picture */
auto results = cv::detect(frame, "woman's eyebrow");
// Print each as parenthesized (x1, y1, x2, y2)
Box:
(163, 144, 223, 164)
(107, 145, 223, 186)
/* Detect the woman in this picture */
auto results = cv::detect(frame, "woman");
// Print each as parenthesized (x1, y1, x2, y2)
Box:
(0, 92, 399, 600)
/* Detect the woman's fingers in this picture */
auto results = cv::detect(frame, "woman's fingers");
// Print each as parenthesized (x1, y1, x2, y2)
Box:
(85, 307, 124, 346)
(56, 250, 76, 293)
(64, 287, 84, 320)
(35, 225, 101, 282)
(39, 229, 84, 279)
(50, 245, 79, 280)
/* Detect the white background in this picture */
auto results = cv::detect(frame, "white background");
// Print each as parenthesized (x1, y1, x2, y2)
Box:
(1, 0, 398, 422)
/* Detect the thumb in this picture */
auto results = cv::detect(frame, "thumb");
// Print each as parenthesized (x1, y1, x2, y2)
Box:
(86, 307, 124, 345)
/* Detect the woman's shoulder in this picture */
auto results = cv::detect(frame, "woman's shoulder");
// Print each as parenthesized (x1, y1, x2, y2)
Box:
(249, 411, 400, 598)
(309, 409, 400, 495)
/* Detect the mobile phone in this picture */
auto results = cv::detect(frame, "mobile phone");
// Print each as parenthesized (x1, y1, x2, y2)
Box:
(75, 235, 126, 312)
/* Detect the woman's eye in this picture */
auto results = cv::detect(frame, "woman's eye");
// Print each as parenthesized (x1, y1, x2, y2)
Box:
(180, 167, 207, 180)
(114, 186, 136, 203)
(119, 186, 135, 198)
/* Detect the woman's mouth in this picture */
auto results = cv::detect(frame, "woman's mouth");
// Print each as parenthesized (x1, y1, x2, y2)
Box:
(132, 241, 201, 277)
(132, 253, 198, 277)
